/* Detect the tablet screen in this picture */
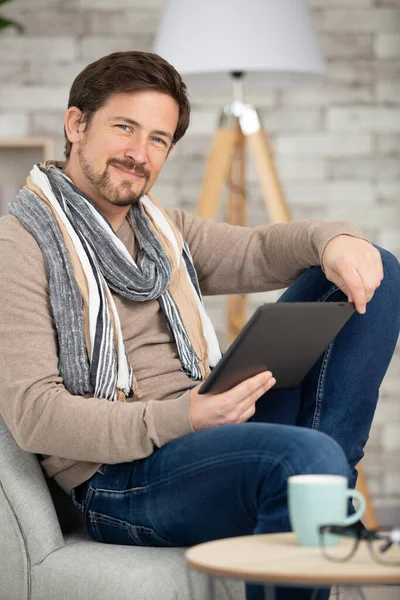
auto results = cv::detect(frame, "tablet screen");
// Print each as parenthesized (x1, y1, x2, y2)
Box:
(198, 302, 355, 395)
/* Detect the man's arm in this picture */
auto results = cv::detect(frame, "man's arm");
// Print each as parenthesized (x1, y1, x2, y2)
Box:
(169, 209, 370, 295)
(0, 218, 193, 463)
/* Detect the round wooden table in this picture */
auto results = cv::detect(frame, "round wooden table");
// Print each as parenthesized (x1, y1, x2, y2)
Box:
(185, 532, 400, 599)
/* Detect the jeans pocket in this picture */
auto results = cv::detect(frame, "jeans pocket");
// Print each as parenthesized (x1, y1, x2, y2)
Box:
(131, 525, 175, 547)
(87, 511, 175, 547)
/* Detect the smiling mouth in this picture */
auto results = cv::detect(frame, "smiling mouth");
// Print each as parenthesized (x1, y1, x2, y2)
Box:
(112, 164, 146, 179)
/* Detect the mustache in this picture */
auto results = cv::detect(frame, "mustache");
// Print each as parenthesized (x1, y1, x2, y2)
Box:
(108, 159, 149, 179)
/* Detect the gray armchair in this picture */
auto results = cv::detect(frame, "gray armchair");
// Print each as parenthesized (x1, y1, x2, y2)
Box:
(0, 415, 245, 600)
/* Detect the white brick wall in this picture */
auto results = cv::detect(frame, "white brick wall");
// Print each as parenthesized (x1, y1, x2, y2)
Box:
(78, 36, 153, 61)
(327, 107, 400, 131)
(260, 109, 323, 132)
(377, 181, 400, 201)
(0, 36, 77, 62)
(0, 113, 29, 138)
(377, 83, 400, 103)
(327, 203, 400, 230)
(376, 134, 400, 154)
(375, 33, 400, 57)
(0, 0, 399, 518)
(329, 157, 400, 179)
(32, 113, 65, 136)
(0, 86, 69, 110)
(313, 7, 400, 32)
(309, 0, 373, 5)
(28, 61, 91, 86)
(280, 83, 374, 105)
(327, 60, 374, 84)
(284, 180, 375, 206)
(77, 0, 164, 9)
(276, 133, 373, 155)
(313, 8, 377, 32)
(2, 0, 64, 9)
(87, 10, 160, 35)
(185, 109, 219, 137)
(319, 33, 373, 58)
(376, 0, 400, 5)
(275, 157, 328, 181)
(4, 10, 87, 36)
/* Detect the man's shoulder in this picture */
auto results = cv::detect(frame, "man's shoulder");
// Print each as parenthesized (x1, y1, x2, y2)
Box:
(166, 207, 184, 231)
(0, 214, 44, 264)
(0, 214, 28, 242)
(165, 207, 204, 239)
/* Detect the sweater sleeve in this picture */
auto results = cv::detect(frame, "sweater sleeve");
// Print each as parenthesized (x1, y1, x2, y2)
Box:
(0, 219, 193, 464)
(169, 210, 371, 295)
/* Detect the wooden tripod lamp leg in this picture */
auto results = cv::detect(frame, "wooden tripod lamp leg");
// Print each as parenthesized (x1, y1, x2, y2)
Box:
(196, 120, 246, 344)
(196, 127, 237, 220)
(227, 123, 247, 343)
(246, 128, 291, 223)
(356, 462, 380, 529)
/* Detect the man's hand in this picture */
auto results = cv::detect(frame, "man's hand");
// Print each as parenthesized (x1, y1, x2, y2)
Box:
(189, 371, 276, 431)
(322, 235, 383, 314)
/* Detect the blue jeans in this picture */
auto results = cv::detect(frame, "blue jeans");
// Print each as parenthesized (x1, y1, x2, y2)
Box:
(71, 245, 400, 600)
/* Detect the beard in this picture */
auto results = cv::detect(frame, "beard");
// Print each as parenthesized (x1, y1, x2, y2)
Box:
(77, 144, 150, 207)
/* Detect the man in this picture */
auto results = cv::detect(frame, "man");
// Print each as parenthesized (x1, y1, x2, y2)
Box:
(0, 51, 399, 600)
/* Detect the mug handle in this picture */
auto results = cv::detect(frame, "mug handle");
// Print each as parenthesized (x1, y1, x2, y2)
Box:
(342, 489, 366, 526)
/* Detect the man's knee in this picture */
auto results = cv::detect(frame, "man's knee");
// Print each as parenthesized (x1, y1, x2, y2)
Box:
(373, 244, 400, 287)
(370, 245, 400, 319)
(287, 428, 350, 480)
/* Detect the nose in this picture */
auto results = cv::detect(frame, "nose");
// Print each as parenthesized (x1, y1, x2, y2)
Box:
(124, 135, 148, 165)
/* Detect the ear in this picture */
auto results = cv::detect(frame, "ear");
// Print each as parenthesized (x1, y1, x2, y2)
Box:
(64, 107, 86, 145)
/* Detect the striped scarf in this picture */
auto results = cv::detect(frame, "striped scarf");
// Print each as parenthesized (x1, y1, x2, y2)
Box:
(9, 163, 221, 402)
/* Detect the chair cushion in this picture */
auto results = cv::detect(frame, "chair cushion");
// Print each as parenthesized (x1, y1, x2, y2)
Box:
(31, 530, 245, 600)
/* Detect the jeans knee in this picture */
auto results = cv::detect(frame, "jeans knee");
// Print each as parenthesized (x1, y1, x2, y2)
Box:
(373, 244, 400, 289)
(289, 428, 350, 481)
(370, 245, 400, 323)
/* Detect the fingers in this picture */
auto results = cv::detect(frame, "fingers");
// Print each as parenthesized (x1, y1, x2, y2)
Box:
(335, 248, 383, 314)
(215, 371, 276, 425)
(343, 266, 368, 313)
(238, 403, 257, 423)
(192, 371, 277, 430)
(226, 371, 275, 403)
(236, 375, 276, 422)
(240, 376, 276, 409)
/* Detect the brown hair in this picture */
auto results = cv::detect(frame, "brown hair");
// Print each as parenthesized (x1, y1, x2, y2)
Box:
(64, 51, 191, 160)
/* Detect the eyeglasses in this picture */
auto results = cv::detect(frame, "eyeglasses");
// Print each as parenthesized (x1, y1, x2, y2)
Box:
(319, 521, 400, 565)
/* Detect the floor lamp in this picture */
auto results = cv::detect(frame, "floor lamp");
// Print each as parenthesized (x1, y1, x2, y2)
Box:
(154, 0, 324, 341)
(154, 0, 379, 530)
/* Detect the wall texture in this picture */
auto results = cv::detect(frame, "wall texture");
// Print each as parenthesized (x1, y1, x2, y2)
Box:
(0, 0, 399, 521)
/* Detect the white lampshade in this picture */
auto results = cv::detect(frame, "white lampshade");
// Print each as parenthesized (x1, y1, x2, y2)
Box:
(153, 0, 325, 94)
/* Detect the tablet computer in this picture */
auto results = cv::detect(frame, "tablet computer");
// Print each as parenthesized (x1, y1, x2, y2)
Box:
(198, 302, 355, 395)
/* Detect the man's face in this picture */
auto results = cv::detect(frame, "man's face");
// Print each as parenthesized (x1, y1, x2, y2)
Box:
(74, 90, 178, 207)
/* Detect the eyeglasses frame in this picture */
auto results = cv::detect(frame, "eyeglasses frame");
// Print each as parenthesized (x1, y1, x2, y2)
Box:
(318, 522, 400, 565)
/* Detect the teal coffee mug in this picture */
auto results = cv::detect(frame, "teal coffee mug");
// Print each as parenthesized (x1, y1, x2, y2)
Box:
(288, 474, 366, 547)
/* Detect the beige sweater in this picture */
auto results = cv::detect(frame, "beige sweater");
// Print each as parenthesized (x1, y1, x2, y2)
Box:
(0, 208, 366, 495)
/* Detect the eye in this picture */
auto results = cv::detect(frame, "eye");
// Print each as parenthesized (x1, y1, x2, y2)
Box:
(117, 124, 131, 132)
(151, 136, 167, 146)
